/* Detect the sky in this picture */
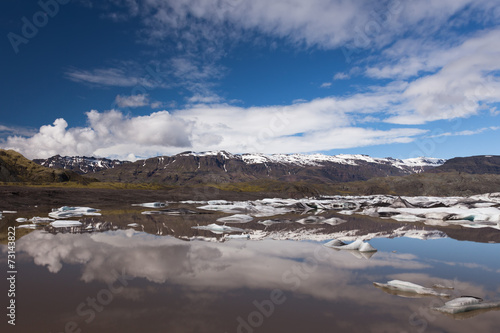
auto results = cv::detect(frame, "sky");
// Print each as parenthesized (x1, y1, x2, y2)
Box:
(1, 0, 500, 161)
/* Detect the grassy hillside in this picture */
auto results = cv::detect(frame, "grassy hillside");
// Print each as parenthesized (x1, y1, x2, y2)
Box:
(0, 149, 95, 184)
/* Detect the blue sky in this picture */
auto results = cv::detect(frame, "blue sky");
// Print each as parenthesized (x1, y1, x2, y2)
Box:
(1, 0, 499, 161)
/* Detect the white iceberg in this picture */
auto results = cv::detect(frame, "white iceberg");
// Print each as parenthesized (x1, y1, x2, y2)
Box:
(16, 224, 38, 229)
(15, 218, 27, 223)
(30, 217, 55, 223)
(217, 214, 253, 223)
(432, 296, 500, 314)
(192, 223, 245, 235)
(373, 280, 450, 297)
(49, 206, 101, 219)
(50, 220, 83, 228)
(132, 202, 166, 208)
(324, 239, 377, 252)
(224, 234, 250, 240)
(127, 223, 141, 228)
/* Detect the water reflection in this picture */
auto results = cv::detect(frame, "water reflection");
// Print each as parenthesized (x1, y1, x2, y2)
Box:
(10, 230, 500, 332)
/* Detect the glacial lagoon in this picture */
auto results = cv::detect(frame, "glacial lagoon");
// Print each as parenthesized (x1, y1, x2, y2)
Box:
(2, 195, 500, 332)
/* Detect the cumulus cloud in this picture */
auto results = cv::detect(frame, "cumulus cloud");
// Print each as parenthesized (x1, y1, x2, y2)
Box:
(2, 88, 429, 160)
(3, 110, 192, 159)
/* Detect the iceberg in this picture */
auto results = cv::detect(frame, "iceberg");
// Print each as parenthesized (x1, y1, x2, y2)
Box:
(224, 234, 250, 240)
(296, 216, 347, 226)
(324, 239, 377, 252)
(50, 220, 83, 228)
(127, 223, 141, 228)
(49, 206, 101, 219)
(432, 296, 500, 314)
(132, 202, 166, 208)
(16, 224, 38, 229)
(373, 280, 450, 297)
(16, 218, 28, 223)
(217, 214, 253, 223)
(30, 217, 55, 223)
(192, 223, 245, 235)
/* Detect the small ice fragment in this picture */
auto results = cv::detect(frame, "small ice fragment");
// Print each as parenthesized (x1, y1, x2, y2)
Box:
(433, 296, 500, 314)
(16, 224, 38, 229)
(224, 234, 250, 240)
(50, 220, 83, 228)
(359, 242, 377, 252)
(132, 202, 166, 208)
(217, 214, 253, 223)
(373, 280, 450, 297)
(30, 217, 55, 223)
(127, 223, 140, 228)
(16, 218, 27, 223)
(192, 223, 245, 234)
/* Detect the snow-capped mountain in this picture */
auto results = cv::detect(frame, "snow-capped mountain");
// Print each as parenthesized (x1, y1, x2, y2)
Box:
(33, 155, 130, 174)
(179, 151, 446, 173)
(33, 151, 446, 185)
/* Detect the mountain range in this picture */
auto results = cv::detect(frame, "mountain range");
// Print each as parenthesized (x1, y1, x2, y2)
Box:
(2, 149, 500, 196)
(33, 151, 446, 184)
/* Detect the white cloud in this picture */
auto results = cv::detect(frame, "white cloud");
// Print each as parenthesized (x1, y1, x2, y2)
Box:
(428, 126, 500, 138)
(115, 94, 150, 108)
(109, 0, 497, 51)
(320, 82, 332, 88)
(3, 110, 192, 159)
(2, 90, 427, 160)
(333, 72, 349, 80)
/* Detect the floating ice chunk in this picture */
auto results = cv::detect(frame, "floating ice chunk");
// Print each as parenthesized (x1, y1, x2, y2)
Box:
(323, 239, 347, 247)
(217, 214, 253, 223)
(391, 214, 425, 222)
(16, 224, 38, 229)
(16, 218, 27, 223)
(30, 217, 55, 223)
(433, 296, 500, 314)
(132, 202, 166, 208)
(141, 208, 198, 215)
(192, 223, 245, 234)
(49, 206, 101, 219)
(373, 280, 450, 297)
(296, 216, 346, 226)
(224, 234, 250, 240)
(258, 219, 292, 226)
(324, 239, 377, 252)
(207, 200, 230, 205)
(358, 242, 377, 252)
(50, 220, 83, 228)
(337, 210, 354, 215)
(127, 223, 140, 227)
(2, 211, 17, 214)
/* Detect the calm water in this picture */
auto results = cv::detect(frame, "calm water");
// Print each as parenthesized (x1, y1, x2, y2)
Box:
(2, 204, 500, 332)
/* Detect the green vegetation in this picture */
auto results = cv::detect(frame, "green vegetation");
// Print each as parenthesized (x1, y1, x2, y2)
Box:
(0, 149, 93, 184)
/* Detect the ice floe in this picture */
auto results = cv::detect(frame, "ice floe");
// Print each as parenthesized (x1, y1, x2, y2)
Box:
(15, 218, 28, 223)
(373, 280, 450, 297)
(432, 296, 500, 314)
(50, 220, 84, 228)
(30, 217, 55, 223)
(192, 223, 245, 235)
(16, 224, 39, 229)
(141, 208, 199, 215)
(127, 223, 141, 228)
(296, 216, 346, 226)
(49, 206, 101, 219)
(132, 202, 167, 208)
(324, 239, 377, 252)
(216, 214, 253, 223)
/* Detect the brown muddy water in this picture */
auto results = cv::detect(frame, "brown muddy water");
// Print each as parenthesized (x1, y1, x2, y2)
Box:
(1, 200, 500, 333)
